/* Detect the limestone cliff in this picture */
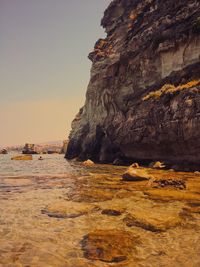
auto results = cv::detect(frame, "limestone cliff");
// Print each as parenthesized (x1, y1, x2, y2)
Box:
(66, 0, 200, 168)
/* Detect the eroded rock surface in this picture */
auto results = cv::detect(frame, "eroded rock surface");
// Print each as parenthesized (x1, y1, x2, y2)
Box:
(66, 0, 200, 169)
(81, 230, 139, 263)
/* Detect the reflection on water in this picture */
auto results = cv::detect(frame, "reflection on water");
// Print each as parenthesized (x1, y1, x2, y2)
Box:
(0, 156, 200, 266)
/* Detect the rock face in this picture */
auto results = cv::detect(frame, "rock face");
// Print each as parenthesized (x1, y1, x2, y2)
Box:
(66, 0, 200, 167)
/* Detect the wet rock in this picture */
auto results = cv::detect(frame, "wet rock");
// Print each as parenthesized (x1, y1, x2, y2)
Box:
(101, 209, 122, 216)
(122, 167, 151, 181)
(153, 179, 186, 190)
(42, 201, 99, 218)
(11, 155, 33, 160)
(131, 163, 139, 168)
(150, 161, 166, 169)
(81, 230, 139, 263)
(83, 160, 95, 167)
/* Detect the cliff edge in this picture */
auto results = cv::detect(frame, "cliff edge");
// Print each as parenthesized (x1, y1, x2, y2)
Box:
(66, 0, 200, 168)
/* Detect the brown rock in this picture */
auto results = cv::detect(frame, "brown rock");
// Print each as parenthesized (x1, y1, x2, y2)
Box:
(124, 206, 183, 232)
(81, 230, 139, 263)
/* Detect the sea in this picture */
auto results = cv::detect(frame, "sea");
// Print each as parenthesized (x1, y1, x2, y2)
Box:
(0, 153, 75, 177)
(0, 153, 200, 266)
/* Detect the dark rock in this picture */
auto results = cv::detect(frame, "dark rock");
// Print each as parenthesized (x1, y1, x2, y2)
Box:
(101, 209, 122, 216)
(113, 158, 125, 166)
(153, 179, 186, 190)
(65, 0, 200, 170)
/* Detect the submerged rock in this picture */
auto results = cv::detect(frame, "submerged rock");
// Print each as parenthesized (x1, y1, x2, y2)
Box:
(101, 209, 123, 216)
(124, 202, 184, 232)
(81, 230, 139, 263)
(67, 187, 114, 203)
(124, 211, 183, 232)
(41, 201, 98, 219)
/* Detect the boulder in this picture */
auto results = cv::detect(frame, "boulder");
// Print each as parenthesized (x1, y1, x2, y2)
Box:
(122, 166, 151, 181)
(83, 159, 94, 167)
(11, 155, 33, 160)
(131, 163, 139, 168)
(150, 161, 166, 169)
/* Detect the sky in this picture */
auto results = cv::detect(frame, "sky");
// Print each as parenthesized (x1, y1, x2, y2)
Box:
(0, 0, 111, 146)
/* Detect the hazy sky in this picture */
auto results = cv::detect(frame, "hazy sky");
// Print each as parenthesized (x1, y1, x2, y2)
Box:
(0, 0, 111, 146)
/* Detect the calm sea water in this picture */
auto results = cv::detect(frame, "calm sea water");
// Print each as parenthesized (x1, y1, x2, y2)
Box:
(0, 153, 75, 177)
